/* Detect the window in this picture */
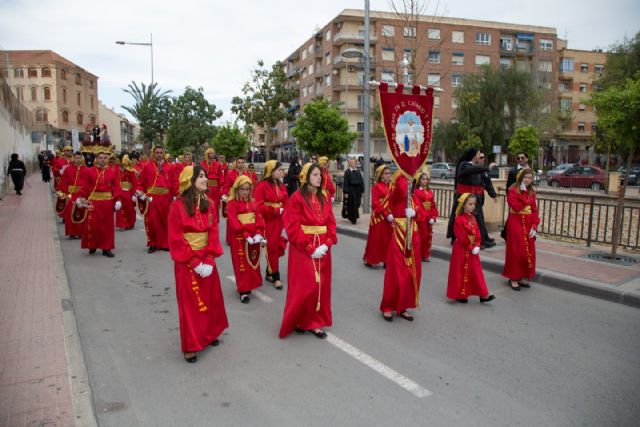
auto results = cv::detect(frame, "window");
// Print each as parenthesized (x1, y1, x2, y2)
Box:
(89, 80, 94, 89)
(308, 45, 313, 55)
(579, 103, 586, 111)
(77, 92, 81, 106)
(579, 83, 587, 93)
(381, 48, 395, 61)
(403, 72, 413, 85)
(301, 49, 307, 60)
(42, 67, 51, 77)
(403, 48, 412, 63)
(325, 30, 331, 42)
(28, 67, 38, 77)
(62, 88, 67, 103)
(500, 37, 513, 51)
(90, 115, 96, 126)
(301, 67, 307, 78)
(36, 109, 48, 122)
(539, 39, 553, 51)
(428, 50, 440, 64)
(580, 63, 588, 73)
(302, 86, 307, 97)
(61, 69, 66, 80)
(434, 96, 440, 109)
(500, 58, 511, 69)
(475, 55, 490, 66)
(516, 61, 530, 72)
(578, 122, 585, 132)
(77, 113, 83, 125)
(427, 28, 440, 40)
(381, 70, 395, 83)
(452, 97, 458, 109)
(559, 82, 568, 92)
(538, 60, 552, 72)
(357, 122, 365, 132)
(382, 25, 395, 37)
(15, 87, 23, 101)
(324, 74, 331, 86)
(452, 52, 464, 65)
(90, 96, 94, 109)
(75, 73, 81, 85)
(560, 99, 572, 112)
(428, 73, 440, 87)
(560, 58, 574, 72)
(308, 64, 313, 75)
(62, 111, 69, 124)
(43, 86, 51, 100)
(452, 31, 464, 43)
(595, 64, 604, 73)
(357, 94, 365, 109)
(591, 123, 597, 132)
(325, 53, 331, 65)
(476, 32, 491, 46)
(451, 75, 462, 87)
(542, 81, 552, 90)
(13, 67, 24, 78)
(403, 26, 416, 38)
(30, 86, 37, 101)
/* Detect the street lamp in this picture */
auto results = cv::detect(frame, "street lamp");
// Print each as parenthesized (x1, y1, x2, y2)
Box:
(115, 33, 154, 84)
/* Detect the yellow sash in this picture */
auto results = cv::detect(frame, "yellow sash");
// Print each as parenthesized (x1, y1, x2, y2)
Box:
(264, 202, 282, 208)
(120, 182, 132, 190)
(237, 212, 256, 224)
(68, 185, 80, 194)
(422, 201, 432, 210)
(301, 225, 327, 235)
(510, 206, 532, 215)
(184, 232, 208, 250)
(89, 191, 112, 201)
(148, 187, 170, 195)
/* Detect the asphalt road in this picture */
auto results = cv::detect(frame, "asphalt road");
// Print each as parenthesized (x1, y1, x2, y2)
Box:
(57, 216, 640, 427)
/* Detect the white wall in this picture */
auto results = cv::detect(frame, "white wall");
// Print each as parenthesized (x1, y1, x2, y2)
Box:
(1, 103, 37, 196)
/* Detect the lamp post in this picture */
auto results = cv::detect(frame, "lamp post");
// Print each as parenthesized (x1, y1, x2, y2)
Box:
(115, 33, 154, 84)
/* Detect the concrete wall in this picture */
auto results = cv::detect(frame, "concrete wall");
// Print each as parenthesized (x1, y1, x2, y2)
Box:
(1, 103, 38, 196)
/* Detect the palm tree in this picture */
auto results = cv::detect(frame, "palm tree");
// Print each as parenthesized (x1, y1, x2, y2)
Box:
(121, 81, 171, 151)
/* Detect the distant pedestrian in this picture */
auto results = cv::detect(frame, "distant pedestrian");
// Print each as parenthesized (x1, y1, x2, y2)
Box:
(7, 153, 27, 195)
(41, 153, 52, 182)
(502, 168, 540, 291)
(286, 154, 302, 196)
(506, 152, 530, 189)
(476, 151, 498, 248)
(446, 193, 495, 304)
(342, 157, 364, 224)
(168, 165, 228, 363)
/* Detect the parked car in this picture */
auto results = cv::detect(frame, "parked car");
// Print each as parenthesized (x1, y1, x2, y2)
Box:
(618, 165, 640, 185)
(545, 163, 578, 180)
(430, 162, 455, 179)
(547, 165, 606, 190)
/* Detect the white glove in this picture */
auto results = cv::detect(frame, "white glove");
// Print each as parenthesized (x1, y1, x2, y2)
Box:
(60, 165, 67, 175)
(405, 208, 416, 219)
(131, 195, 137, 202)
(246, 236, 255, 245)
(172, 196, 177, 201)
(200, 264, 213, 278)
(471, 246, 480, 255)
(252, 234, 263, 243)
(520, 182, 527, 192)
(221, 194, 228, 202)
(311, 247, 326, 259)
(193, 262, 206, 277)
(114, 201, 122, 211)
(316, 244, 329, 255)
(386, 214, 394, 222)
(137, 192, 147, 201)
(429, 218, 436, 224)
(331, 197, 335, 203)
(279, 208, 284, 215)
(529, 228, 536, 238)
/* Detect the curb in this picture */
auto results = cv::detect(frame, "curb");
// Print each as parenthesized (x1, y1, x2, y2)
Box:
(337, 224, 640, 309)
(49, 196, 99, 427)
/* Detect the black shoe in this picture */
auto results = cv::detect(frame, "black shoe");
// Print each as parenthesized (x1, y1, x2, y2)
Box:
(484, 240, 497, 248)
(148, 246, 156, 254)
(509, 281, 521, 291)
(240, 293, 250, 304)
(273, 280, 283, 290)
(518, 282, 531, 288)
(310, 329, 327, 339)
(184, 353, 197, 363)
(265, 274, 275, 283)
(399, 311, 414, 321)
(364, 262, 373, 268)
(102, 250, 115, 258)
(383, 263, 386, 269)
(382, 313, 393, 322)
(211, 339, 220, 347)
(456, 298, 469, 303)
(294, 327, 305, 335)
(89, 248, 97, 254)
(480, 295, 496, 303)
(16, 191, 21, 195)
(486, 238, 495, 244)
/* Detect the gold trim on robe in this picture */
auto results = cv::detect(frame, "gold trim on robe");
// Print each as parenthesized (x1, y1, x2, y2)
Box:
(89, 191, 113, 201)
(148, 187, 170, 195)
(120, 182, 133, 190)
(301, 225, 327, 235)
(510, 205, 532, 215)
(237, 212, 256, 224)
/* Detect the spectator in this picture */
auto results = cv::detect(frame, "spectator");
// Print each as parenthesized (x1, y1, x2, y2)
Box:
(506, 152, 530, 189)
(7, 153, 27, 195)
(342, 157, 365, 224)
(286, 154, 302, 196)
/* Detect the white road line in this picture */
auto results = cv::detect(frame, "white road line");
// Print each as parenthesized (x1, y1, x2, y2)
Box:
(325, 332, 433, 398)
(225, 275, 274, 303)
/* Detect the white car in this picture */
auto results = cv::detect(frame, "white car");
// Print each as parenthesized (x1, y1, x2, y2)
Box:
(430, 162, 455, 179)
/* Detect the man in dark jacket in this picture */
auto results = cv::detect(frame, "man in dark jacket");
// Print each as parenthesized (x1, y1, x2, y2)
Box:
(343, 157, 365, 224)
(506, 152, 530, 189)
(7, 153, 27, 195)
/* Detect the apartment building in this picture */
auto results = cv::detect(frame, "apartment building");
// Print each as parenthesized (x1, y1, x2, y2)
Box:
(99, 102, 139, 153)
(2, 50, 99, 147)
(554, 48, 607, 164)
(275, 8, 558, 160)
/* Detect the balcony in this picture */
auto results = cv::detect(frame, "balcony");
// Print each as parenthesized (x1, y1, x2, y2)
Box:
(286, 65, 299, 78)
(515, 43, 534, 55)
(559, 72, 574, 81)
(333, 55, 376, 69)
(314, 46, 323, 58)
(332, 32, 377, 46)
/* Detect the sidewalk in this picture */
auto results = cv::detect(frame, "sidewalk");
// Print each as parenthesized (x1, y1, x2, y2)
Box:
(0, 177, 95, 427)
(332, 204, 640, 309)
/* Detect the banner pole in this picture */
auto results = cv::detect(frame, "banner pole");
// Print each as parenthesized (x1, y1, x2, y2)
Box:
(406, 179, 413, 252)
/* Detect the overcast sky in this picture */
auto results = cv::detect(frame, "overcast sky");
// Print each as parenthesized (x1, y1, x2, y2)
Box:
(1, 0, 638, 123)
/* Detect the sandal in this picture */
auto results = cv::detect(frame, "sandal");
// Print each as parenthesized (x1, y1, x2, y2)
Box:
(240, 293, 250, 303)
(184, 352, 197, 363)
(399, 311, 414, 321)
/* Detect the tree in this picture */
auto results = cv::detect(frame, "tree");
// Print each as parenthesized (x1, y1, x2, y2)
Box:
(231, 60, 296, 161)
(590, 74, 640, 259)
(211, 124, 250, 159)
(121, 81, 171, 151)
(432, 120, 464, 160)
(166, 87, 222, 159)
(508, 126, 540, 161)
(292, 98, 358, 158)
(598, 31, 640, 90)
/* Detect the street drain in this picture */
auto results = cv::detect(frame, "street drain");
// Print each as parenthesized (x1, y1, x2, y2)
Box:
(587, 252, 638, 266)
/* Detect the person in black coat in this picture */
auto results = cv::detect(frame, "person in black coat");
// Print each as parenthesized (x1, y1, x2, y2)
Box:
(7, 153, 27, 195)
(41, 152, 52, 182)
(342, 157, 365, 224)
(286, 154, 302, 196)
(506, 152, 530, 189)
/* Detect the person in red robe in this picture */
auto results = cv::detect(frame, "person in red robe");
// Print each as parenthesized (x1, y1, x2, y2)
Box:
(136, 146, 177, 253)
(380, 172, 426, 322)
(218, 154, 228, 183)
(363, 165, 393, 267)
(59, 151, 86, 239)
(75, 151, 123, 257)
(51, 147, 72, 192)
(502, 168, 540, 291)
(254, 160, 289, 290)
(318, 156, 336, 202)
(200, 148, 222, 214)
(413, 171, 439, 262)
(168, 165, 229, 363)
(447, 193, 495, 303)
(227, 175, 266, 303)
(221, 157, 256, 245)
(247, 163, 259, 183)
(116, 155, 138, 230)
(175, 152, 194, 175)
(279, 163, 337, 339)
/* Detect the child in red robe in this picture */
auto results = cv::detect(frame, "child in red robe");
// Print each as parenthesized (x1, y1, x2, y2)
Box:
(363, 165, 393, 267)
(413, 171, 439, 262)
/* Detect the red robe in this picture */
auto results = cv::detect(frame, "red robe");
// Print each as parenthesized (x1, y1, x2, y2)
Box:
(137, 161, 176, 249)
(502, 187, 540, 281)
(51, 156, 69, 191)
(279, 191, 337, 338)
(222, 169, 257, 244)
(168, 197, 228, 353)
(60, 164, 85, 237)
(116, 168, 138, 230)
(447, 212, 489, 299)
(413, 188, 439, 260)
(363, 181, 392, 265)
(380, 175, 426, 313)
(321, 168, 336, 201)
(78, 166, 122, 251)
(226, 199, 265, 294)
(200, 159, 221, 211)
(253, 179, 289, 275)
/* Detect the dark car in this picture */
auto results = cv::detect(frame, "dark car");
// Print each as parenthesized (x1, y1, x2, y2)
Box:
(548, 165, 606, 190)
(618, 165, 639, 185)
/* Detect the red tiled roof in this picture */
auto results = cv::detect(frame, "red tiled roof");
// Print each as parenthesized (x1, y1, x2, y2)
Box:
(5, 50, 97, 77)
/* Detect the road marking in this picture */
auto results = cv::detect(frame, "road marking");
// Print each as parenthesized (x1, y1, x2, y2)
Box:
(225, 275, 273, 303)
(325, 332, 433, 398)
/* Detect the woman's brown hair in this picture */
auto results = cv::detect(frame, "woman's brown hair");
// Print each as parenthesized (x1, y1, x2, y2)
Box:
(182, 165, 209, 216)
